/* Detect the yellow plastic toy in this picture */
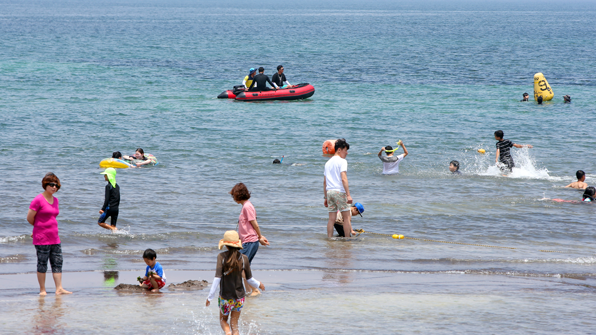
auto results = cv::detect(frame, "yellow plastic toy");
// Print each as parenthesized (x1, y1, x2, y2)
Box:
(533, 73, 554, 101)
(392, 234, 404, 239)
(478, 149, 486, 154)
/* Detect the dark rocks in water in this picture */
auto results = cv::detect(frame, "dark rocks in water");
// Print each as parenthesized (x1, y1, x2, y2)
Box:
(168, 280, 208, 290)
(114, 283, 145, 292)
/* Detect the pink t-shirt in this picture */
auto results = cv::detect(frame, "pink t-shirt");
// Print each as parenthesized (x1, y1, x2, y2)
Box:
(238, 200, 258, 243)
(29, 194, 61, 245)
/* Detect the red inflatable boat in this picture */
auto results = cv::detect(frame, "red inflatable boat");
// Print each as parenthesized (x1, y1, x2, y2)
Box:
(217, 83, 315, 101)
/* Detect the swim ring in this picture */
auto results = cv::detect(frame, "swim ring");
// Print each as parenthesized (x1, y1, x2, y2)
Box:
(99, 158, 134, 169)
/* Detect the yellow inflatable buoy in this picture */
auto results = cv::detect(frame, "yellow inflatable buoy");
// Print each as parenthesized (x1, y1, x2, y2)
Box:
(392, 234, 404, 239)
(478, 149, 486, 154)
(533, 72, 554, 101)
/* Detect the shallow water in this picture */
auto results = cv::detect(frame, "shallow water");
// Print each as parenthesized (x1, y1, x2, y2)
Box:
(1, 0, 596, 333)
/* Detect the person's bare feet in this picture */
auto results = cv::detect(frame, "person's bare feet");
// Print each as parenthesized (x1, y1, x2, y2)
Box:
(151, 289, 160, 293)
(249, 290, 261, 297)
(39, 291, 47, 296)
(56, 288, 72, 295)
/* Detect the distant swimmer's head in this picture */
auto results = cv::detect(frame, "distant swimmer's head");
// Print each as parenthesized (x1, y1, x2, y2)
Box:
(230, 182, 251, 203)
(112, 151, 122, 159)
(563, 95, 571, 103)
(576, 170, 586, 182)
(449, 160, 460, 172)
(334, 138, 350, 157)
(273, 158, 281, 164)
(522, 93, 529, 101)
(494, 130, 504, 141)
(351, 202, 364, 217)
(537, 96, 543, 104)
(582, 186, 595, 202)
(134, 148, 146, 159)
(258, 67, 265, 73)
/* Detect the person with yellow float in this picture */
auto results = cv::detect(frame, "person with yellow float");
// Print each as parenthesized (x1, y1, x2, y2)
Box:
(378, 140, 408, 175)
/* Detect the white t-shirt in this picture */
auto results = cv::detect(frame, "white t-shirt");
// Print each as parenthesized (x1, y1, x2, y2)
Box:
(379, 154, 405, 175)
(324, 155, 348, 193)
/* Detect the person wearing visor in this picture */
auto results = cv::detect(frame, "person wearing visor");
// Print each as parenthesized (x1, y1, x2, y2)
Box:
(271, 65, 292, 89)
(378, 140, 408, 175)
(243, 68, 257, 89)
(334, 202, 364, 237)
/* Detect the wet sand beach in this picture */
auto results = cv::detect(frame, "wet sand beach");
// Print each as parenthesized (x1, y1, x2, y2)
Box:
(1, 270, 595, 334)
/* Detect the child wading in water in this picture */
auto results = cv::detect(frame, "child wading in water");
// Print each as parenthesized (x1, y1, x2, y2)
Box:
(229, 183, 269, 296)
(139, 248, 166, 292)
(98, 168, 120, 231)
(206, 231, 265, 335)
(494, 130, 533, 174)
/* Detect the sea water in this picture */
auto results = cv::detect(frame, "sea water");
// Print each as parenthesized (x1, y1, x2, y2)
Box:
(1, 0, 596, 333)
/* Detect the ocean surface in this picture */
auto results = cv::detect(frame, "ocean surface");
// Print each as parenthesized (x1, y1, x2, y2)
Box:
(1, 0, 596, 333)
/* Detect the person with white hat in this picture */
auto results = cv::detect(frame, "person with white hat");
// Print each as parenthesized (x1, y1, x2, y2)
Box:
(206, 230, 265, 335)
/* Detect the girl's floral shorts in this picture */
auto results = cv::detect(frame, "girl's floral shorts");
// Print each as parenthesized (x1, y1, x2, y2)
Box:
(218, 296, 245, 316)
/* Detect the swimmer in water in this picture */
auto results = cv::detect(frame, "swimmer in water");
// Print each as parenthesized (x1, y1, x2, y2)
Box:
(449, 160, 462, 175)
(521, 93, 529, 102)
(582, 187, 595, 202)
(378, 141, 408, 175)
(334, 203, 364, 237)
(565, 170, 588, 190)
(112, 151, 122, 159)
(123, 148, 152, 167)
(551, 186, 595, 203)
(537, 96, 543, 105)
(563, 95, 571, 103)
(272, 159, 281, 164)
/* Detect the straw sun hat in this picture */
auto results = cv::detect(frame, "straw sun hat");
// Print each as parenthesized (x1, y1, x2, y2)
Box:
(218, 230, 243, 250)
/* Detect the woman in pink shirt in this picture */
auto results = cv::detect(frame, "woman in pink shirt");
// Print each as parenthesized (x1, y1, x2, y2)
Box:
(229, 183, 269, 296)
(26, 173, 71, 296)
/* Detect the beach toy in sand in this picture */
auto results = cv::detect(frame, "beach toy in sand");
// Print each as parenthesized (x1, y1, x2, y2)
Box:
(478, 149, 486, 154)
(322, 140, 336, 155)
(533, 73, 554, 102)
(392, 234, 404, 239)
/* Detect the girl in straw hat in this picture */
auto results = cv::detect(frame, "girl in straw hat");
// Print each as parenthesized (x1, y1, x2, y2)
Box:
(206, 230, 265, 335)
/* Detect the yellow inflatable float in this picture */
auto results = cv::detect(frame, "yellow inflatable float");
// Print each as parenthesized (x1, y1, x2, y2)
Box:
(533, 72, 554, 101)
(99, 158, 134, 169)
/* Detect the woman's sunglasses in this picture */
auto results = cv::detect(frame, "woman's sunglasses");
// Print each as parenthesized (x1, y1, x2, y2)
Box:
(47, 183, 59, 188)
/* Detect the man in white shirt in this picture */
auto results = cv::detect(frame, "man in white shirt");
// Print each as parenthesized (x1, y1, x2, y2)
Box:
(324, 138, 353, 238)
(378, 140, 408, 175)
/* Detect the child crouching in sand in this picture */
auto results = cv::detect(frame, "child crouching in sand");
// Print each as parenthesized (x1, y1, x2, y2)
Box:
(206, 231, 265, 335)
(139, 249, 166, 292)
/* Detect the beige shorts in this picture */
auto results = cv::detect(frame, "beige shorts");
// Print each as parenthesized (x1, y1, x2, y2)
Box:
(327, 190, 350, 213)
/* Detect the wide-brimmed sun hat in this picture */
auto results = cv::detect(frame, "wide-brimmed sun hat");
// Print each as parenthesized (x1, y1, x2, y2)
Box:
(218, 230, 243, 250)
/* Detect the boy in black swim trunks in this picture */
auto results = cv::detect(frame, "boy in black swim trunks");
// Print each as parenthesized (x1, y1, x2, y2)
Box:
(494, 130, 533, 173)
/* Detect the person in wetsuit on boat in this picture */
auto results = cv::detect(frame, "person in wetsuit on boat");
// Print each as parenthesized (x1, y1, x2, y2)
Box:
(248, 67, 277, 91)
(271, 65, 293, 89)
